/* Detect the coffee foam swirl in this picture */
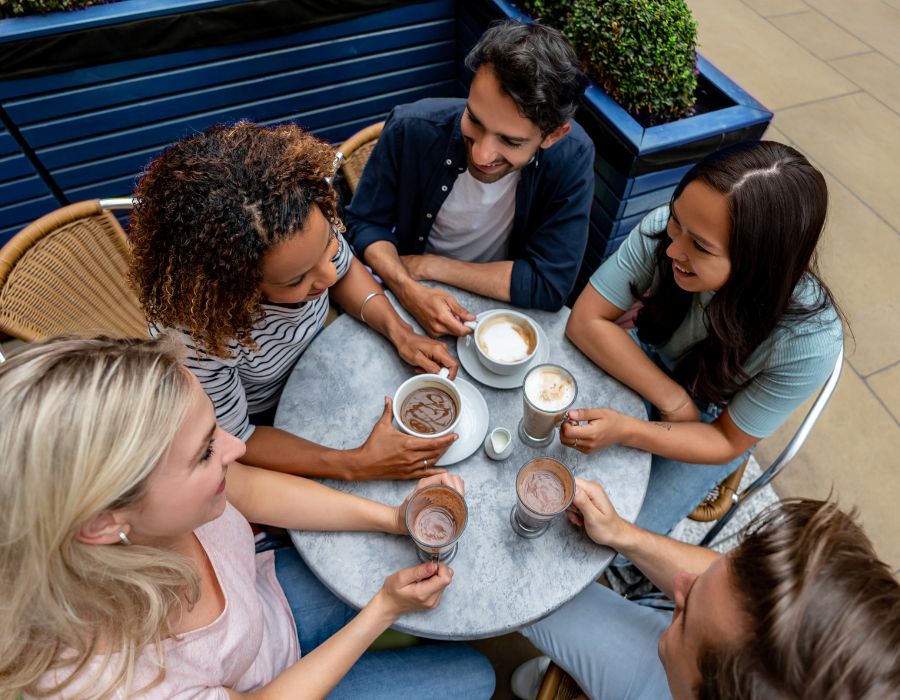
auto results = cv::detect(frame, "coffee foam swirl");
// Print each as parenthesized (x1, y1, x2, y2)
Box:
(477, 318, 535, 363)
(525, 369, 575, 411)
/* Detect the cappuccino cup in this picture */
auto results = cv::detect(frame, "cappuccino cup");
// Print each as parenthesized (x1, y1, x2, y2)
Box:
(393, 367, 462, 439)
(518, 364, 577, 447)
(468, 310, 539, 375)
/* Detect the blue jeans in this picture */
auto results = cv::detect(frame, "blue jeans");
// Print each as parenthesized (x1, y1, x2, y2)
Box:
(627, 331, 749, 538)
(274, 547, 496, 699)
(522, 583, 672, 700)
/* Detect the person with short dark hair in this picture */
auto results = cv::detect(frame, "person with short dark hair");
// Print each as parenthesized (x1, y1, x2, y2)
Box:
(345, 20, 594, 338)
(512, 480, 900, 699)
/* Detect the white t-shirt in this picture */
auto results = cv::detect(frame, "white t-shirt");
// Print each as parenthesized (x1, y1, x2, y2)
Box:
(425, 169, 520, 262)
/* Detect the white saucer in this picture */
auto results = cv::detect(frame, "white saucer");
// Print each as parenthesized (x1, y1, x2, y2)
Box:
(456, 312, 551, 389)
(437, 377, 489, 466)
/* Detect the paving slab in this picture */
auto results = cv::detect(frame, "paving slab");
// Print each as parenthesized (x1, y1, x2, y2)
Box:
(770, 11, 869, 60)
(774, 92, 900, 231)
(687, 0, 857, 110)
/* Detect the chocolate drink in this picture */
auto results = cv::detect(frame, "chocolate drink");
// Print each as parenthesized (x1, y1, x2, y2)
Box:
(520, 469, 566, 514)
(400, 386, 458, 434)
(413, 506, 456, 546)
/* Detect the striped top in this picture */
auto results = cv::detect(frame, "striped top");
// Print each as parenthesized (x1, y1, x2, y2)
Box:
(151, 231, 353, 441)
(589, 206, 843, 439)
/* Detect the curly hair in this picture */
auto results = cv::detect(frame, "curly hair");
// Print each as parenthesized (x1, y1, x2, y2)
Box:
(465, 20, 588, 136)
(128, 121, 342, 358)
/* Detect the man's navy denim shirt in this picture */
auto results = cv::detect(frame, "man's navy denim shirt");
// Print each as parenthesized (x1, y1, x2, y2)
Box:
(344, 98, 595, 311)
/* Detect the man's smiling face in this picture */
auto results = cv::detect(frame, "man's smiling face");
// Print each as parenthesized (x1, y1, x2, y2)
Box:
(460, 65, 569, 183)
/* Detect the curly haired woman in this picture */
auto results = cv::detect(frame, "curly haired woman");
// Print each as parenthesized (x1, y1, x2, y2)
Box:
(129, 122, 460, 481)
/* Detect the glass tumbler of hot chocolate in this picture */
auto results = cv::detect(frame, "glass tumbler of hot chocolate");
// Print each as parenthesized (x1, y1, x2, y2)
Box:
(519, 364, 578, 448)
(405, 484, 468, 563)
(511, 457, 576, 538)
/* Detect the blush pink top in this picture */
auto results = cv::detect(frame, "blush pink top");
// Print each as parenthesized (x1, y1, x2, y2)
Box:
(34, 502, 299, 698)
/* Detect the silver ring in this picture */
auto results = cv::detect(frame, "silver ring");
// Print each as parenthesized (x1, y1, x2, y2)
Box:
(423, 458, 429, 468)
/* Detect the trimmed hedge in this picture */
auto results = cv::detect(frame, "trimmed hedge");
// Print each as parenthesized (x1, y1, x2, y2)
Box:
(0, 0, 118, 18)
(529, 0, 698, 125)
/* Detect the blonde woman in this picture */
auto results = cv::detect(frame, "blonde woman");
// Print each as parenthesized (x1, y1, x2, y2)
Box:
(0, 337, 494, 699)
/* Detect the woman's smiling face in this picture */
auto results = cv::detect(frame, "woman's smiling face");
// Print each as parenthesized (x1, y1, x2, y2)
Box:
(666, 181, 732, 293)
(258, 205, 340, 305)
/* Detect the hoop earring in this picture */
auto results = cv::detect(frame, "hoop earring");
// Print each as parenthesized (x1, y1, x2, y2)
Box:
(118, 532, 132, 546)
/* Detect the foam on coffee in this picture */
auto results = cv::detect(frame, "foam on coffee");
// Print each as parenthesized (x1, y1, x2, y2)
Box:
(477, 315, 536, 363)
(413, 506, 455, 546)
(520, 470, 565, 514)
(525, 367, 576, 411)
(400, 386, 457, 434)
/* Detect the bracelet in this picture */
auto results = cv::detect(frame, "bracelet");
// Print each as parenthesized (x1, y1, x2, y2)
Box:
(359, 291, 387, 325)
(662, 396, 692, 414)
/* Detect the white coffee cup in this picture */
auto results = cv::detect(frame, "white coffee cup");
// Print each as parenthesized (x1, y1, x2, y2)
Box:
(392, 368, 462, 438)
(466, 309, 539, 375)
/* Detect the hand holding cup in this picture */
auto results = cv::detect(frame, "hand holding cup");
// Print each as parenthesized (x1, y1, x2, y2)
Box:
(374, 561, 454, 618)
(395, 472, 465, 535)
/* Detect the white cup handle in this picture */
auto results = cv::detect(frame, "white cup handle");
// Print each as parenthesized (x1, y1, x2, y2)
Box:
(463, 320, 478, 331)
(438, 367, 450, 379)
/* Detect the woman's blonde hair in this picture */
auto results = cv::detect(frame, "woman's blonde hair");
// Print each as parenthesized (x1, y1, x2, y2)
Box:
(0, 336, 199, 699)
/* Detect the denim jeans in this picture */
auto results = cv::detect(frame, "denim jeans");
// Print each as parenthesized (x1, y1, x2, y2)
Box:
(273, 547, 496, 699)
(627, 331, 750, 539)
(521, 583, 673, 700)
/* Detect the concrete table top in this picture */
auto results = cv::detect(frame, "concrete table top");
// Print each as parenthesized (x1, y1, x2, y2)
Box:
(277, 286, 650, 640)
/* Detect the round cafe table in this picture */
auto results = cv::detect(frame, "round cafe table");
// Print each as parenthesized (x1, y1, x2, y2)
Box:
(277, 286, 651, 640)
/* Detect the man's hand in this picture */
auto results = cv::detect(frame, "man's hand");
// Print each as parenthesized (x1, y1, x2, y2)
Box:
(566, 477, 631, 550)
(397, 282, 475, 338)
(559, 408, 628, 454)
(392, 329, 459, 379)
(352, 398, 456, 480)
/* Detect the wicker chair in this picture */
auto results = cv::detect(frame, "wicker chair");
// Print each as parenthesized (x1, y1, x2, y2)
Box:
(335, 121, 384, 194)
(0, 198, 147, 342)
(537, 661, 583, 700)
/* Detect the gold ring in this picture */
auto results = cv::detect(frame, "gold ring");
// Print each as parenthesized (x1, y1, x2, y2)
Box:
(573, 438, 579, 449)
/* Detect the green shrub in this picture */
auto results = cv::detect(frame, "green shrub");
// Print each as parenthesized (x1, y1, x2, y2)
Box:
(530, 0, 699, 125)
(0, 0, 118, 18)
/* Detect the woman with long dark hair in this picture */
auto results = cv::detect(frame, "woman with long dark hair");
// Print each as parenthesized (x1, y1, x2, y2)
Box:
(561, 141, 843, 536)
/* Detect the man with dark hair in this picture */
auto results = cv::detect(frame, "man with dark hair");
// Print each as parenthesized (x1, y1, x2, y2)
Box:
(345, 21, 594, 337)
(512, 479, 900, 699)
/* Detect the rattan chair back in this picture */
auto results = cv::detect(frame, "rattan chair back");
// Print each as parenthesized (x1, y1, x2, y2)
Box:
(336, 122, 384, 194)
(0, 200, 147, 342)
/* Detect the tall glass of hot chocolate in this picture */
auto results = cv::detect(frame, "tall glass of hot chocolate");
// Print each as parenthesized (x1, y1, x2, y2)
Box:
(518, 364, 578, 447)
(510, 458, 575, 538)
(404, 484, 468, 563)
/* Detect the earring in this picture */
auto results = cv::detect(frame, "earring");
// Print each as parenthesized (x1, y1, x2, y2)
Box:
(118, 532, 132, 546)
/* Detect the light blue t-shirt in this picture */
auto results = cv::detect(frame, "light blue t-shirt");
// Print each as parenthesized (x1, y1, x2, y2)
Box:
(590, 206, 843, 439)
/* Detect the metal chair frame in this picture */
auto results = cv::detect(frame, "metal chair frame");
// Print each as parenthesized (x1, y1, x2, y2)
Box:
(699, 342, 844, 547)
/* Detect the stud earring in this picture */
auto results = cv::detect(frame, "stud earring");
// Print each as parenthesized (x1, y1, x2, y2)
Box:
(118, 532, 132, 546)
